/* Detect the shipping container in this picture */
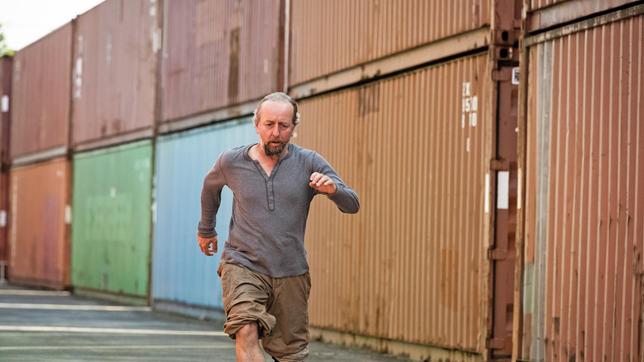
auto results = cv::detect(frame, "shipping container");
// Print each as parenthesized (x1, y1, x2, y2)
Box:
(152, 118, 256, 312)
(294, 52, 505, 360)
(71, 140, 153, 300)
(10, 23, 72, 161)
(160, 0, 283, 125)
(8, 158, 71, 289)
(519, 8, 643, 362)
(0, 57, 11, 272)
(71, 0, 160, 149)
(289, 0, 491, 87)
(527, 0, 635, 32)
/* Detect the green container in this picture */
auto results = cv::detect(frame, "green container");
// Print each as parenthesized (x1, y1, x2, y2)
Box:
(71, 140, 152, 298)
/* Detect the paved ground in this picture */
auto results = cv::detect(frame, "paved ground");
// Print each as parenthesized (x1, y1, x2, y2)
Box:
(0, 283, 409, 361)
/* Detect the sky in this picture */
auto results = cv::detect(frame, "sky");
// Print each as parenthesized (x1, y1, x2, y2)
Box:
(0, 0, 104, 50)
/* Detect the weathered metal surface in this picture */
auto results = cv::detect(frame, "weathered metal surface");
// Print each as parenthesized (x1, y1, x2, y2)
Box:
(8, 158, 71, 289)
(527, 0, 637, 32)
(153, 118, 255, 309)
(71, 141, 153, 298)
(71, 0, 160, 148)
(295, 53, 493, 353)
(160, 0, 283, 123)
(289, 0, 491, 86)
(10, 23, 72, 159)
(521, 13, 643, 362)
(0, 57, 12, 265)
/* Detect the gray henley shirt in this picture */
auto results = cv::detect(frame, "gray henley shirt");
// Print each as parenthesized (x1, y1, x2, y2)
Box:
(198, 143, 360, 277)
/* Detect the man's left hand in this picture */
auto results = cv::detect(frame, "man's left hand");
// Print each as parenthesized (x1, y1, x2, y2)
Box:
(309, 172, 337, 194)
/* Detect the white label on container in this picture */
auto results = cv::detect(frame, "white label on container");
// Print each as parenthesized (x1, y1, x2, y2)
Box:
(484, 173, 490, 214)
(65, 206, 72, 225)
(463, 97, 471, 112)
(517, 168, 522, 209)
(152, 28, 161, 53)
(0, 210, 6, 227)
(471, 96, 478, 111)
(462, 82, 471, 97)
(1, 95, 8, 112)
(512, 67, 520, 85)
(497, 171, 509, 209)
(469, 112, 477, 127)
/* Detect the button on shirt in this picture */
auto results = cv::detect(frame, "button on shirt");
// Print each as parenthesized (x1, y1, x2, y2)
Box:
(198, 143, 360, 277)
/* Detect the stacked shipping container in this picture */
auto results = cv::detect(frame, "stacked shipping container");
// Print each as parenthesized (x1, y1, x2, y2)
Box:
(150, 0, 283, 315)
(68, 0, 160, 301)
(7, 23, 73, 289)
(153, 119, 255, 314)
(71, 0, 160, 150)
(519, 3, 643, 361)
(287, 1, 522, 360)
(1, 0, 641, 360)
(160, 0, 283, 128)
(71, 141, 153, 301)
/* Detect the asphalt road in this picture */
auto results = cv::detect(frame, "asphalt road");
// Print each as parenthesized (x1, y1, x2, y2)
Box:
(0, 284, 409, 361)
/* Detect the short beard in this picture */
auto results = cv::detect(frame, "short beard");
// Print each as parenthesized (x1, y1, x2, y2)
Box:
(264, 142, 285, 156)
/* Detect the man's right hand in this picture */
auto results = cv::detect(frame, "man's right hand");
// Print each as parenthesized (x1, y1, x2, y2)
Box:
(197, 235, 218, 256)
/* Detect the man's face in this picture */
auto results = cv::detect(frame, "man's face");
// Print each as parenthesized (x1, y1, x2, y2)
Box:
(255, 101, 295, 156)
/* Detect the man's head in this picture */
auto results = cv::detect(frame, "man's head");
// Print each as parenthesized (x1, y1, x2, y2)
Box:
(253, 92, 300, 156)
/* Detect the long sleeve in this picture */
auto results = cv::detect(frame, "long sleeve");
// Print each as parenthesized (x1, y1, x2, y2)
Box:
(198, 154, 227, 237)
(313, 153, 360, 214)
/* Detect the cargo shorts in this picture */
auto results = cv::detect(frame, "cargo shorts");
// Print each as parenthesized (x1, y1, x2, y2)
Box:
(218, 262, 311, 361)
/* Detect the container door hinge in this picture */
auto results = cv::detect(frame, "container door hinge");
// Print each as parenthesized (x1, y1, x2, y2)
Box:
(488, 247, 508, 261)
(486, 337, 507, 350)
(490, 158, 510, 171)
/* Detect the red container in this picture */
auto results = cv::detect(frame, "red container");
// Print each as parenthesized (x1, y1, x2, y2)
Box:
(71, 0, 160, 149)
(160, 0, 284, 123)
(8, 158, 71, 289)
(10, 24, 72, 160)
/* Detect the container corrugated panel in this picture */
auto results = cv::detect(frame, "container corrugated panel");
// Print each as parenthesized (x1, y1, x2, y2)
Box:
(160, 0, 283, 123)
(529, 0, 569, 10)
(8, 158, 71, 289)
(10, 24, 72, 159)
(0, 57, 11, 165)
(71, 140, 153, 298)
(0, 57, 12, 263)
(153, 118, 256, 308)
(526, 0, 636, 32)
(521, 14, 643, 362)
(71, 0, 159, 146)
(295, 53, 493, 351)
(289, 0, 490, 86)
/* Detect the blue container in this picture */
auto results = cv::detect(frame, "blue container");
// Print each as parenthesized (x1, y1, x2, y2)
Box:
(152, 118, 256, 309)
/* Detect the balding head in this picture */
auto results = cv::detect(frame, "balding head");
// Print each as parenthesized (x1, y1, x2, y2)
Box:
(253, 92, 300, 126)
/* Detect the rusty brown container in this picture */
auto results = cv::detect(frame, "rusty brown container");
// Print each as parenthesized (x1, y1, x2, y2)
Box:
(8, 158, 71, 290)
(71, 0, 160, 149)
(0, 57, 12, 268)
(289, 0, 491, 86)
(160, 0, 283, 124)
(295, 52, 495, 359)
(527, 0, 636, 32)
(520, 9, 643, 362)
(10, 23, 72, 160)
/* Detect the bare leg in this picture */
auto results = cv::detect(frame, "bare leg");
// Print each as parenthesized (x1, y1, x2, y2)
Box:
(235, 323, 264, 362)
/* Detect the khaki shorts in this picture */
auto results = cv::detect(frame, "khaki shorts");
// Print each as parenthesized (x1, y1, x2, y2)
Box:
(218, 262, 311, 361)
